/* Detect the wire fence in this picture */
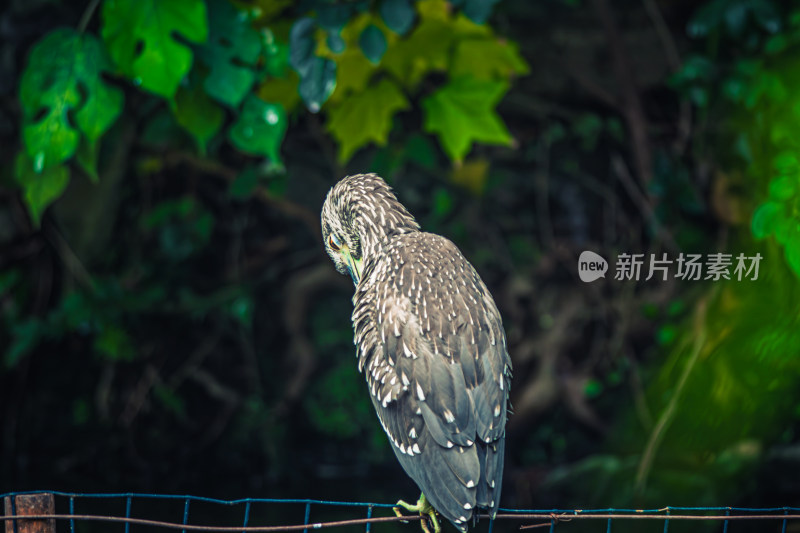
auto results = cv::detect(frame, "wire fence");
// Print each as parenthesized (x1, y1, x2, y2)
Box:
(2, 492, 800, 533)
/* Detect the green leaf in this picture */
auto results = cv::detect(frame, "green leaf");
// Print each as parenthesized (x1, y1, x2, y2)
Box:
(380, 0, 415, 35)
(724, 0, 748, 36)
(785, 239, 800, 278)
(359, 24, 387, 64)
(751, 201, 781, 239)
(257, 71, 301, 112)
(687, 0, 725, 37)
(327, 78, 409, 162)
(228, 95, 287, 164)
(19, 28, 123, 171)
(773, 152, 799, 176)
(422, 77, 513, 161)
(94, 324, 136, 361)
(6, 318, 45, 368)
(290, 18, 337, 111)
(382, 0, 488, 88)
(768, 175, 798, 201)
(451, 37, 529, 80)
(171, 76, 224, 154)
(14, 152, 70, 227)
(289, 18, 317, 76)
(316, 3, 354, 31)
(101, 0, 208, 98)
(263, 31, 290, 78)
(460, 0, 500, 24)
(298, 57, 337, 112)
(326, 30, 346, 53)
(153, 384, 187, 418)
(382, 17, 453, 88)
(752, 0, 780, 33)
(319, 14, 377, 100)
(196, 0, 262, 108)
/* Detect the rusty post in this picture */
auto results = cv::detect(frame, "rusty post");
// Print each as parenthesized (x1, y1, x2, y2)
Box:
(3, 494, 55, 533)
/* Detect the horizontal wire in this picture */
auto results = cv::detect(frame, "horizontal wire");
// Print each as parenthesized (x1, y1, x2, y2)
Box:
(2, 491, 402, 509)
(0, 514, 423, 532)
(1, 512, 799, 532)
(3, 492, 800, 515)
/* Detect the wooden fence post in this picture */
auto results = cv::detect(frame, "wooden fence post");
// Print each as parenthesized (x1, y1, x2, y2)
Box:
(3, 493, 55, 533)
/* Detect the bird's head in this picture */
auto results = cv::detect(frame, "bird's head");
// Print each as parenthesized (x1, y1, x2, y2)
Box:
(321, 173, 419, 285)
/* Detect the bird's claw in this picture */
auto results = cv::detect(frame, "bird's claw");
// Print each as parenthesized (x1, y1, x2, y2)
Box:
(394, 494, 440, 533)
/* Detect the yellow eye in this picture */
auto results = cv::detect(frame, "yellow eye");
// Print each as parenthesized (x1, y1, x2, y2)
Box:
(329, 234, 341, 251)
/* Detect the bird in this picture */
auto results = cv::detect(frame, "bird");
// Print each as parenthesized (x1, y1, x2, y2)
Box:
(321, 174, 512, 532)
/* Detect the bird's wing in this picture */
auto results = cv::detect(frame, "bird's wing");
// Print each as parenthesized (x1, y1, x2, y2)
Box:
(353, 233, 511, 525)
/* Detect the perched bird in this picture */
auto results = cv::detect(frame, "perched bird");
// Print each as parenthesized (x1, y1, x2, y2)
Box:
(321, 174, 512, 532)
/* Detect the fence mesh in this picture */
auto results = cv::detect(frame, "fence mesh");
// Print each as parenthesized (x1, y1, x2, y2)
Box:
(2, 491, 799, 533)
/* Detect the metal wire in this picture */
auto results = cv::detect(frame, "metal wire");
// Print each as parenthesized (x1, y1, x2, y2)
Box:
(2, 492, 799, 532)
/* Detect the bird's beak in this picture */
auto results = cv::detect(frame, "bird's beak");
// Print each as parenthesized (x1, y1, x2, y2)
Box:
(341, 246, 363, 285)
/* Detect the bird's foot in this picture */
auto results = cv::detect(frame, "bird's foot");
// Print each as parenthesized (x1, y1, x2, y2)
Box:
(393, 493, 440, 533)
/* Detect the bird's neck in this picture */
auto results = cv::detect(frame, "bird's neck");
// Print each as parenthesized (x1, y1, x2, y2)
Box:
(357, 221, 418, 270)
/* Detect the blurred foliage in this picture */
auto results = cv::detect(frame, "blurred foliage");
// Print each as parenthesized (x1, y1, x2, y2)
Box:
(13, 0, 527, 226)
(1, 0, 800, 523)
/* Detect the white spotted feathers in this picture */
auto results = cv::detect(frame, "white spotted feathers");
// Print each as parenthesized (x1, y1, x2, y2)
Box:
(321, 174, 512, 531)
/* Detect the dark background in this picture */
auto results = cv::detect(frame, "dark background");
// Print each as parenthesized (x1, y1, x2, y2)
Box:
(1, 0, 800, 531)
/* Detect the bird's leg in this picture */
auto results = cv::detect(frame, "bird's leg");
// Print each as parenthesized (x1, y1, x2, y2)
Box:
(393, 493, 440, 533)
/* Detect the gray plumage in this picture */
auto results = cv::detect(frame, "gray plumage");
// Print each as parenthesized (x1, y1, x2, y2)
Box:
(321, 174, 512, 530)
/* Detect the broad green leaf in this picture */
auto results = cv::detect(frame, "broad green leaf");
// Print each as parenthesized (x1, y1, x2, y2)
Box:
(422, 77, 513, 161)
(171, 77, 224, 154)
(786, 239, 800, 278)
(101, 0, 208, 98)
(382, 17, 453, 88)
(19, 28, 123, 170)
(418, 0, 449, 19)
(229, 95, 287, 164)
(263, 31, 290, 78)
(94, 324, 136, 361)
(318, 14, 380, 100)
(258, 71, 301, 112)
(774, 213, 793, 244)
(380, 0, 415, 35)
(687, 0, 725, 37)
(724, 0, 748, 36)
(773, 152, 799, 175)
(327, 31, 346, 53)
(290, 18, 317, 76)
(299, 57, 337, 112)
(317, 3, 353, 31)
(382, 0, 487, 88)
(451, 37, 529, 80)
(6, 318, 45, 368)
(327, 78, 409, 162)
(751, 201, 781, 239)
(196, 0, 262, 108)
(14, 152, 70, 227)
(359, 25, 387, 64)
(460, 0, 500, 24)
(752, 0, 780, 33)
(291, 18, 337, 111)
(768, 175, 798, 201)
